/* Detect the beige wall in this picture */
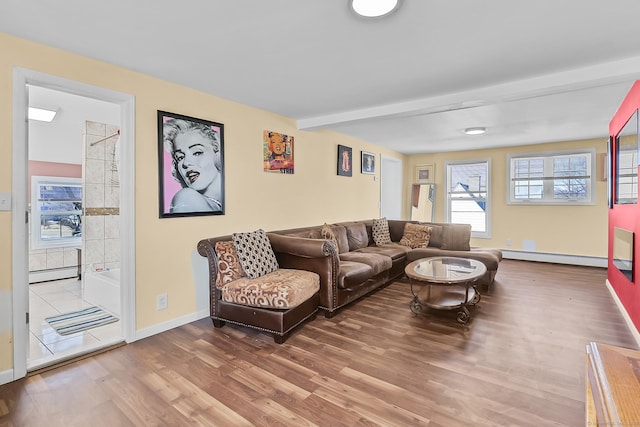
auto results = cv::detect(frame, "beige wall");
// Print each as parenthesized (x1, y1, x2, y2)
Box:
(409, 138, 609, 257)
(0, 33, 406, 372)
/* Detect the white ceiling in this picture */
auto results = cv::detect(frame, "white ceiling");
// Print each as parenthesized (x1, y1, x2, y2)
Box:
(28, 86, 120, 164)
(5, 0, 640, 154)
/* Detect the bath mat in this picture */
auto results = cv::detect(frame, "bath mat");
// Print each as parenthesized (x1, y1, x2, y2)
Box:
(45, 306, 119, 336)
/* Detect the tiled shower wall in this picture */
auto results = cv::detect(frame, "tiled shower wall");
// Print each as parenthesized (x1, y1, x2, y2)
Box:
(82, 121, 121, 273)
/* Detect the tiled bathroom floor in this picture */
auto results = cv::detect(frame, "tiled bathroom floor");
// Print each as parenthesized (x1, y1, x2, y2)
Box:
(28, 277, 123, 370)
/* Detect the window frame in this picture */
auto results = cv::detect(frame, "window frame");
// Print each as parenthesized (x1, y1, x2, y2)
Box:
(507, 149, 596, 206)
(30, 176, 82, 250)
(444, 158, 491, 239)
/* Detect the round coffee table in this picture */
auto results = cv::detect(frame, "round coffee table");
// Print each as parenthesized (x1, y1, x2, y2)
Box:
(405, 256, 487, 324)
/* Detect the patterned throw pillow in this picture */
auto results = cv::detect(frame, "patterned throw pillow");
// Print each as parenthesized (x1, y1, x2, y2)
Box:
(321, 223, 339, 251)
(399, 223, 433, 249)
(214, 241, 245, 288)
(372, 217, 392, 245)
(232, 229, 279, 279)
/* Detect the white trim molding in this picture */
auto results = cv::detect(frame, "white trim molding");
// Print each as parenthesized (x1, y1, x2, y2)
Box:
(135, 309, 209, 341)
(501, 250, 607, 268)
(605, 279, 640, 349)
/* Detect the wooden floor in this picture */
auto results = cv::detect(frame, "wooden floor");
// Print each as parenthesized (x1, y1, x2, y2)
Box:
(1, 260, 638, 426)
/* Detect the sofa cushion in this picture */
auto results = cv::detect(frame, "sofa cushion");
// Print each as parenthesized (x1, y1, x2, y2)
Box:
(344, 222, 370, 251)
(441, 223, 472, 251)
(337, 261, 374, 289)
(339, 252, 392, 276)
(426, 224, 443, 248)
(220, 269, 320, 309)
(372, 217, 391, 245)
(232, 229, 279, 279)
(355, 243, 410, 260)
(214, 241, 245, 289)
(331, 225, 350, 254)
(399, 223, 432, 249)
(387, 220, 408, 242)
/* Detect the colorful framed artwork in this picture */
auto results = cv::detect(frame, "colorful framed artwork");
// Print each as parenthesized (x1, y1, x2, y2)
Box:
(157, 110, 225, 218)
(415, 164, 435, 183)
(263, 130, 294, 174)
(337, 145, 353, 176)
(361, 151, 376, 174)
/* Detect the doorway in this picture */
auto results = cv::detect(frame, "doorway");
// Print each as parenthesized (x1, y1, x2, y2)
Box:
(380, 155, 403, 219)
(28, 85, 123, 368)
(11, 69, 136, 380)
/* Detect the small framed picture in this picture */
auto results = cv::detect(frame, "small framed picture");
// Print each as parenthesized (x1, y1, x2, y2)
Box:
(415, 164, 435, 183)
(263, 130, 294, 174)
(337, 145, 353, 177)
(361, 151, 376, 174)
(158, 110, 225, 218)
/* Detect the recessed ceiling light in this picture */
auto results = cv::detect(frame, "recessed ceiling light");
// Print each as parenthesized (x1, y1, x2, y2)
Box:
(464, 127, 487, 135)
(351, 0, 401, 18)
(28, 107, 57, 122)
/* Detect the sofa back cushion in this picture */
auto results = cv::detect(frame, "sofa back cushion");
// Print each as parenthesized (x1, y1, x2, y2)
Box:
(440, 223, 472, 251)
(321, 223, 350, 253)
(424, 224, 443, 248)
(331, 225, 350, 253)
(344, 222, 370, 251)
(387, 220, 408, 242)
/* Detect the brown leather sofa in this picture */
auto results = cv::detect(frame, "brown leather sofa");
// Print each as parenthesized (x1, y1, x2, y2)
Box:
(198, 220, 502, 339)
(197, 234, 321, 343)
(268, 219, 502, 318)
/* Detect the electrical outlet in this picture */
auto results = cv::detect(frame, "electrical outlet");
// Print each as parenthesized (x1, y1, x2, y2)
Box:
(0, 192, 11, 211)
(157, 293, 168, 310)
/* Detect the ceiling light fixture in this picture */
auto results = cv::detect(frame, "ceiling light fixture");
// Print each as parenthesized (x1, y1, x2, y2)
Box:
(351, 0, 402, 18)
(464, 127, 487, 135)
(28, 107, 57, 122)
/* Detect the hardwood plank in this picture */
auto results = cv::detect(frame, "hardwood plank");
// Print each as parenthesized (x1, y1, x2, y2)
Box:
(1, 260, 638, 426)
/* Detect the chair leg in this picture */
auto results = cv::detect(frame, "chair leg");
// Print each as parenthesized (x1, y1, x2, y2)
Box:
(212, 318, 226, 328)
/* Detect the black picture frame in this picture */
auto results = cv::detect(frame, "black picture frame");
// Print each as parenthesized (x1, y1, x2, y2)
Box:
(337, 145, 352, 177)
(158, 110, 225, 218)
(361, 151, 376, 174)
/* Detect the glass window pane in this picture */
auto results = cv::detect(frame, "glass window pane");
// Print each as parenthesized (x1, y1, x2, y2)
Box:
(448, 161, 488, 234)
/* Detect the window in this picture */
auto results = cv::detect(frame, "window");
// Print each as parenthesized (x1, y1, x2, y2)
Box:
(445, 160, 490, 238)
(507, 150, 595, 205)
(31, 176, 82, 249)
(616, 144, 638, 204)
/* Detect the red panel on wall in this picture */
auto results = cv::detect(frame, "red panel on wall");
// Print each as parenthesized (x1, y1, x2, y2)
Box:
(608, 81, 640, 334)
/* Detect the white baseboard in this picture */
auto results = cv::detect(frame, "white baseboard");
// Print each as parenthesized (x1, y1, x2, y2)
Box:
(135, 308, 209, 341)
(605, 279, 640, 348)
(0, 369, 15, 386)
(29, 267, 78, 284)
(501, 250, 607, 268)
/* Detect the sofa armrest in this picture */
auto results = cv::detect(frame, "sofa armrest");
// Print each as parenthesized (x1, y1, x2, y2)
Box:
(267, 233, 334, 258)
(267, 233, 340, 314)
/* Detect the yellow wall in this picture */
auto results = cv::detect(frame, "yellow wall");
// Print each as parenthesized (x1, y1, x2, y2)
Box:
(0, 33, 406, 372)
(409, 138, 609, 257)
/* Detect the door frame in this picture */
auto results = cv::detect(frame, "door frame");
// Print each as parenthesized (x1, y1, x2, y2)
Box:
(380, 155, 403, 219)
(11, 68, 136, 380)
